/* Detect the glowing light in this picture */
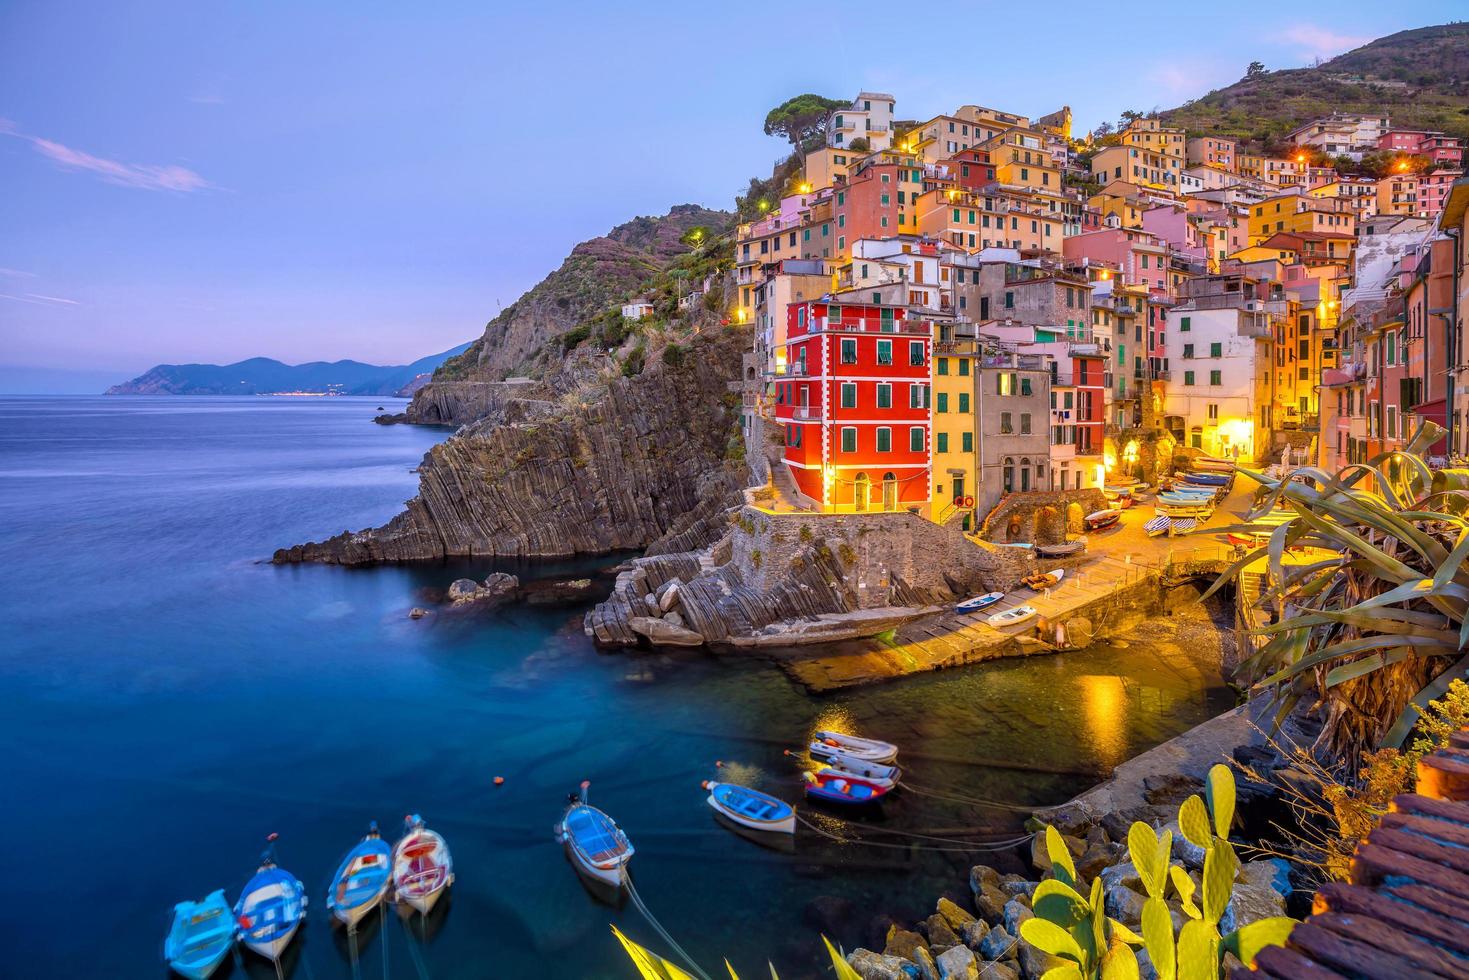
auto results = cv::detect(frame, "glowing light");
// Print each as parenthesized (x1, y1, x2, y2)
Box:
(735, 308, 748, 324)
(1397, 161, 1409, 173)
(1094, 464, 1106, 487)
(798, 183, 812, 194)
(1217, 418, 1254, 457)
(758, 200, 770, 212)
(1079, 675, 1126, 769)
(1122, 440, 1139, 464)
(1099, 270, 1111, 281)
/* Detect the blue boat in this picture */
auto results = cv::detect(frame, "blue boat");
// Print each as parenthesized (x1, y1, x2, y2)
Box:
(803, 770, 892, 805)
(234, 835, 307, 961)
(705, 781, 795, 834)
(164, 889, 234, 979)
(1181, 472, 1230, 487)
(327, 822, 392, 929)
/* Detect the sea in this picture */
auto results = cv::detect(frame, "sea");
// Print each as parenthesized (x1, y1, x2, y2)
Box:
(0, 395, 1234, 979)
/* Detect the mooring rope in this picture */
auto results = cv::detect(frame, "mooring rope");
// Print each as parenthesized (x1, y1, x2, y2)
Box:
(402, 913, 430, 980)
(899, 781, 1040, 813)
(624, 873, 714, 980)
(380, 901, 389, 980)
(795, 813, 1030, 853)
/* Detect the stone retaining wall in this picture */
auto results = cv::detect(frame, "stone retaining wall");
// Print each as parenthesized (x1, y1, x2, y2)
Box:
(979, 488, 1109, 544)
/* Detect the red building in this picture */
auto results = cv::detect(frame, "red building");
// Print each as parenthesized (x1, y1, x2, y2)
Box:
(1419, 169, 1464, 217)
(1378, 130, 1464, 168)
(945, 148, 997, 192)
(774, 301, 931, 512)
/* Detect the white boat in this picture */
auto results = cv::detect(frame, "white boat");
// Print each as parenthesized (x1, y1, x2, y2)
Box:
(391, 815, 454, 915)
(1143, 515, 1170, 537)
(705, 782, 796, 835)
(557, 786, 634, 888)
(816, 748, 902, 786)
(987, 605, 1038, 628)
(817, 765, 899, 790)
(1021, 568, 1065, 591)
(956, 591, 1003, 613)
(810, 731, 898, 764)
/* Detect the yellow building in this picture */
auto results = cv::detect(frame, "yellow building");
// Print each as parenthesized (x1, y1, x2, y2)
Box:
(982, 127, 1061, 192)
(1247, 194, 1356, 243)
(1309, 176, 1379, 219)
(1088, 180, 1155, 229)
(929, 332, 978, 528)
(1120, 117, 1185, 161)
(802, 147, 855, 191)
(1376, 173, 1420, 217)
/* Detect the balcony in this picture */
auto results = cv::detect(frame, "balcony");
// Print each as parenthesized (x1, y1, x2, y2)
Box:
(982, 352, 1047, 370)
(791, 406, 821, 421)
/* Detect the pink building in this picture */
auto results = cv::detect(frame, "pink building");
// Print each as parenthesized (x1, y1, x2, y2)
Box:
(1062, 227, 1169, 294)
(1419, 170, 1464, 217)
(1378, 130, 1465, 168)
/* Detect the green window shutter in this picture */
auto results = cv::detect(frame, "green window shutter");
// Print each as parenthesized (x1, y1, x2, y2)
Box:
(1180, 316, 1190, 331)
(1183, 344, 1193, 358)
(1210, 370, 1221, 385)
(937, 392, 949, 413)
(953, 209, 961, 222)
(1184, 370, 1194, 385)
(1210, 342, 1222, 358)
(910, 341, 924, 365)
(877, 340, 892, 364)
(937, 432, 949, 452)
(958, 359, 969, 377)
(841, 383, 856, 408)
(909, 427, 923, 452)
(841, 428, 856, 452)
(1021, 378, 1032, 396)
(959, 392, 970, 413)
(937, 358, 948, 375)
(877, 429, 891, 452)
(962, 432, 973, 453)
(877, 385, 891, 409)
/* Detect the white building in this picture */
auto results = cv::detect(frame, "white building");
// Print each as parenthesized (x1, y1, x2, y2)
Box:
(1287, 114, 1390, 162)
(621, 300, 655, 320)
(826, 92, 896, 151)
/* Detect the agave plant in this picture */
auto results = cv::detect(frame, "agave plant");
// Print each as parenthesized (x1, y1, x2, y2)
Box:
(1203, 421, 1469, 759)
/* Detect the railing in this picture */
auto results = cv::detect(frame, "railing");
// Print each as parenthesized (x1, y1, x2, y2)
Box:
(791, 407, 821, 421)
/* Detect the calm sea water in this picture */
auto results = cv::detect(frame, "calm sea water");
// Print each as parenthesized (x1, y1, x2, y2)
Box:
(0, 396, 1232, 979)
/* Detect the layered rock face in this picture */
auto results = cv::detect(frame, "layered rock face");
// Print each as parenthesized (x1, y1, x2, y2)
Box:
(274, 327, 747, 565)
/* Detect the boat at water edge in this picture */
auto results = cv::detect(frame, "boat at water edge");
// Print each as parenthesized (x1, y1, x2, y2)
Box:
(955, 591, 1003, 612)
(1035, 540, 1085, 559)
(987, 605, 1037, 628)
(391, 815, 454, 915)
(164, 889, 233, 979)
(811, 747, 902, 785)
(557, 784, 634, 889)
(233, 835, 306, 962)
(326, 822, 392, 929)
(810, 731, 899, 764)
(704, 781, 796, 835)
(803, 771, 892, 806)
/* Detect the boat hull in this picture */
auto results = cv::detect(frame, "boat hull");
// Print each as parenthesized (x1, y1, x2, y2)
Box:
(242, 923, 299, 962)
(234, 867, 306, 964)
(392, 823, 453, 918)
(705, 785, 796, 835)
(804, 772, 891, 806)
(810, 731, 898, 764)
(817, 749, 902, 785)
(164, 891, 233, 980)
(987, 605, 1037, 627)
(558, 803, 633, 892)
(955, 591, 1003, 612)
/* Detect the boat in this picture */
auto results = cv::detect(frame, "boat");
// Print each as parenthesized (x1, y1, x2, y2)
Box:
(1084, 510, 1121, 531)
(557, 784, 634, 888)
(1180, 472, 1230, 488)
(391, 815, 454, 915)
(803, 771, 892, 806)
(987, 604, 1037, 628)
(326, 822, 392, 930)
(1143, 515, 1170, 537)
(233, 836, 306, 962)
(704, 781, 796, 835)
(813, 748, 903, 786)
(992, 541, 1033, 550)
(955, 591, 1003, 613)
(164, 890, 234, 979)
(810, 731, 898, 764)
(1034, 540, 1085, 559)
(1168, 518, 1198, 537)
(1021, 568, 1065, 591)
(1157, 492, 1214, 508)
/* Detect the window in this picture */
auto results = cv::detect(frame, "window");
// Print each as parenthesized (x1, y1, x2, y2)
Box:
(1000, 412, 1013, 433)
(1184, 370, 1195, 386)
(840, 339, 857, 364)
(1386, 332, 1396, 364)
(1207, 403, 1219, 423)
(909, 341, 924, 365)
(1020, 413, 1031, 434)
(937, 432, 949, 452)
(909, 384, 924, 409)
(1387, 405, 1398, 438)
(937, 358, 948, 376)
(840, 383, 856, 408)
(1183, 344, 1194, 358)
(1179, 316, 1191, 331)
(1004, 291, 1014, 309)
(998, 373, 1013, 396)
(962, 432, 973, 452)
(876, 428, 891, 452)
(958, 392, 970, 413)
(1209, 370, 1222, 386)
(840, 427, 857, 452)
(958, 358, 969, 377)
(829, 305, 843, 325)
(909, 427, 924, 452)
(1210, 342, 1222, 358)
(937, 392, 949, 413)
(1020, 377, 1032, 396)
(876, 383, 891, 409)
(876, 340, 892, 365)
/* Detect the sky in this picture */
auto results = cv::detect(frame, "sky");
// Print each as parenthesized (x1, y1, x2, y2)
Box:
(0, 2, 1459, 392)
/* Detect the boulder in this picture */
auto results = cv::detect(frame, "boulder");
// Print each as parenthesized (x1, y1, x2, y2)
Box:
(1239, 858, 1292, 898)
(969, 865, 1001, 895)
(664, 609, 686, 629)
(924, 913, 962, 953)
(1076, 842, 1118, 880)
(1030, 831, 1084, 875)
(656, 578, 683, 612)
(974, 883, 1010, 924)
(912, 946, 940, 980)
(935, 944, 979, 980)
(936, 897, 977, 933)
(978, 926, 1017, 961)
(1219, 881, 1287, 934)
(1103, 882, 1147, 925)
(643, 592, 661, 613)
(408, 607, 428, 619)
(847, 950, 910, 980)
(1098, 861, 1141, 894)
(627, 616, 705, 647)
(447, 578, 481, 602)
(1002, 900, 1033, 937)
(884, 926, 929, 962)
(960, 918, 990, 952)
(1162, 820, 1206, 870)
(1016, 938, 1063, 980)
(447, 572, 520, 606)
(976, 962, 1019, 980)
(1001, 879, 1037, 899)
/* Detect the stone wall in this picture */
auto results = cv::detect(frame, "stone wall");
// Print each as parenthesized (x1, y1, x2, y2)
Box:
(978, 487, 1109, 544)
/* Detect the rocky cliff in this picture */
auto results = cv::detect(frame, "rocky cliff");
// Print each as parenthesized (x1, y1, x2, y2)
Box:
(274, 324, 748, 564)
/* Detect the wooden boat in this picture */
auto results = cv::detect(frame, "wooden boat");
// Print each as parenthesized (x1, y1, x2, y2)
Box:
(1157, 492, 1214, 508)
(164, 889, 233, 980)
(818, 765, 898, 790)
(233, 836, 306, 962)
(814, 748, 902, 786)
(987, 604, 1037, 628)
(326, 822, 391, 930)
(1035, 540, 1084, 559)
(1021, 568, 1065, 591)
(803, 771, 892, 806)
(557, 786, 634, 889)
(1180, 472, 1230, 488)
(810, 731, 898, 764)
(955, 591, 1003, 613)
(704, 781, 795, 835)
(391, 815, 454, 915)
(1169, 518, 1199, 537)
(1084, 509, 1121, 531)
(1143, 515, 1170, 537)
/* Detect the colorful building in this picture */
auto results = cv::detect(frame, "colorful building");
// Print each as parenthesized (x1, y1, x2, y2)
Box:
(826, 92, 896, 151)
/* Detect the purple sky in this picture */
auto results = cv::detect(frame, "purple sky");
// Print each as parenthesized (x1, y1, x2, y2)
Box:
(0, 1, 1452, 392)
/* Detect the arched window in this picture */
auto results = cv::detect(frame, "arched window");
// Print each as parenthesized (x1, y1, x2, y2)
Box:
(1003, 457, 1015, 493)
(882, 472, 897, 511)
(853, 472, 870, 512)
(1020, 457, 1032, 492)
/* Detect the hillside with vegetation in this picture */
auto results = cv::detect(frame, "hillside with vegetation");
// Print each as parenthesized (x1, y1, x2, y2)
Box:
(1159, 22, 1469, 151)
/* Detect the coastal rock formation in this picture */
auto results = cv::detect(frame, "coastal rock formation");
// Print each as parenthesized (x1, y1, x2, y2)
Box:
(274, 327, 747, 565)
(446, 572, 520, 606)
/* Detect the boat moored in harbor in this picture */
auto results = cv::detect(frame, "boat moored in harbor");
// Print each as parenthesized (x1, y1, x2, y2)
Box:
(233, 836, 306, 962)
(326, 822, 391, 930)
(704, 781, 796, 835)
(810, 731, 898, 764)
(164, 890, 234, 979)
(557, 784, 634, 889)
(391, 815, 453, 916)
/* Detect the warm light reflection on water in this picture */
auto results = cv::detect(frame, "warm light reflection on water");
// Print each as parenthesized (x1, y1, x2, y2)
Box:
(1079, 674, 1128, 770)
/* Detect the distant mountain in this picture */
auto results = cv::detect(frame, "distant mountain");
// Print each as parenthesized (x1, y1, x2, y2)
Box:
(105, 342, 473, 396)
(1160, 23, 1469, 148)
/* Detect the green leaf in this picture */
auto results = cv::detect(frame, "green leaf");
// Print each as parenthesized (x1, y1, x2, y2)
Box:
(1021, 919, 1084, 963)
(1205, 765, 1235, 840)
(1089, 877, 1107, 969)
(1221, 917, 1297, 967)
(1176, 919, 1220, 980)
(1170, 866, 1201, 919)
(725, 960, 740, 980)
(1100, 938, 1141, 980)
(1202, 840, 1238, 925)
(1047, 825, 1078, 889)
(1108, 919, 1146, 947)
(1128, 822, 1166, 898)
(1033, 879, 1090, 932)
(1142, 897, 1176, 980)
(1178, 795, 1212, 850)
(822, 937, 862, 980)
(1381, 652, 1469, 748)
(1323, 647, 1414, 687)
(1040, 966, 1085, 980)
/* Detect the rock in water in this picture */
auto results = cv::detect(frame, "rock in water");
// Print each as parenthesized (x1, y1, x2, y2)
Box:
(447, 578, 481, 602)
(408, 607, 428, 619)
(627, 616, 704, 647)
(935, 945, 979, 980)
(846, 950, 910, 980)
(447, 572, 520, 606)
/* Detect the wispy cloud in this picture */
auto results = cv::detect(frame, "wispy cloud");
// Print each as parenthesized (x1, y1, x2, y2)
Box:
(0, 268, 38, 279)
(0, 293, 79, 307)
(188, 92, 226, 105)
(1280, 24, 1371, 62)
(1, 119, 210, 192)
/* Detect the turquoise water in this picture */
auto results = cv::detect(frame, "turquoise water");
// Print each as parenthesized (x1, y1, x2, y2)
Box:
(0, 396, 1232, 978)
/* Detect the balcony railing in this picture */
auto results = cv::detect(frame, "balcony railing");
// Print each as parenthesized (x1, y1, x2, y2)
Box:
(791, 407, 821, 421)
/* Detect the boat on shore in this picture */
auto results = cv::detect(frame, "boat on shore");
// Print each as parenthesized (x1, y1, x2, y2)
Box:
(955, 591, 1003, 613)
(810, 731, 898, 764)
(326, 822, 391, 930)
(1035, 540, 1084, 559)
(803, 771, 892, 806)
(164, 890, 234, 979)
(557, 784, 634, 889)
(1021, 568, 1065, 591)
(1180, 471, 1230, 488)
(234, 836, 306, 962)
(1143, 515, 1170, 537)
(704, 781, 795, 835)
(987, 605, 1037, 628)
(1169, 518, 1198, 537)
(1084, 510, 1121, 531)
(391, 815, 453, 916)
